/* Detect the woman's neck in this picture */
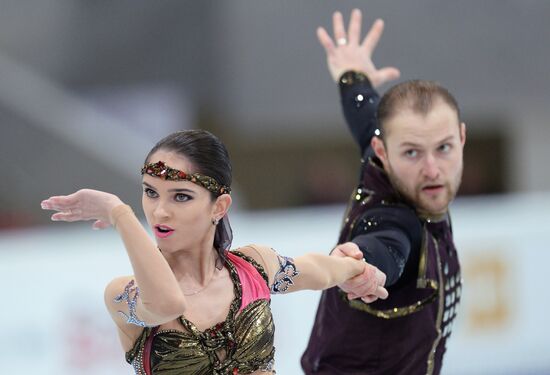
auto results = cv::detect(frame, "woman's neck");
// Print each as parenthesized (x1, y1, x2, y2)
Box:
(165, 241, 219, 286)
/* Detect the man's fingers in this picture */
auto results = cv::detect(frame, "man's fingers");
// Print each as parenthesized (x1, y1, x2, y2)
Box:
(361, 18, 384, 54)
(340, 279, 368, 293)
(343, 266, 387, 297)
(350, 270, 375, 286)
(332, 11, 347, 43)
(341, 270, 377, 292)
(361, 295, 378, 303)
(377, 286, 389, 300)
(375, 269, 387, 287)
(375, 67, 401, 86)
(349, 282, 378, 298)
(360, 286, 388, 303)
(317, 27, 335, 54)
(363, 263, 378, 281)
(347, 8, 362, 45)
(339, 277, 368, 294)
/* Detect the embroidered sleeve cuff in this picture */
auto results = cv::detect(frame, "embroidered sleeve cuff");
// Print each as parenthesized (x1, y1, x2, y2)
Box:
(338, 70, 372, 87)
(270, 255, 300, 294)
(114, 280, 147, 327)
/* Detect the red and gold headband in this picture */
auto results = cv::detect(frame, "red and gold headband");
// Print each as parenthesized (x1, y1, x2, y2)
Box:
(141, 161, 231, 196)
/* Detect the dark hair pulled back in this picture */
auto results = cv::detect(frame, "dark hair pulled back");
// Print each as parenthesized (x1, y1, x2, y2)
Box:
(145, 129, 233, 263)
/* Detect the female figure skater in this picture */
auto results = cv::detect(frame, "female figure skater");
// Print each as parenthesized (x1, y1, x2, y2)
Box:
(41, 129, 387, 374)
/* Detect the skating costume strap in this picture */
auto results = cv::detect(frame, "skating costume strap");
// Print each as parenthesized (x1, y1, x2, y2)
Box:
(227, 251, 271, 311)
(125, 254, 275, 374)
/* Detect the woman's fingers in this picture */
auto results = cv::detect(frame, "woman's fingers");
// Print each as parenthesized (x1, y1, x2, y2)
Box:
(41, 193, 80, 211)
(333, 242, 363, 259)
(92, 220, 111, 230)
(42, 189, 121, 225)
(41, 198, 63, 211)
(51, 210, 83, 222)
(42, 194, 84, 221)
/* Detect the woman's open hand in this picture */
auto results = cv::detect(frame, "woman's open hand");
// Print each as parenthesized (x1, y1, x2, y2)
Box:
(41, 189, 123, 229)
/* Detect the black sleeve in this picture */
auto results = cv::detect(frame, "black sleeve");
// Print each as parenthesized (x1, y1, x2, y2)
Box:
(350, 205, 422, 286)
(338, 71, 380, 157)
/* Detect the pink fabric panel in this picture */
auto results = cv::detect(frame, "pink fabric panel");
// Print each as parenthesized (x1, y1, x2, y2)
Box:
(227, 252, 270, 311)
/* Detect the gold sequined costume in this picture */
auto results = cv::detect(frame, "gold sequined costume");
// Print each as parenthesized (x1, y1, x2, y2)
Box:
(126, 252, 275, 374)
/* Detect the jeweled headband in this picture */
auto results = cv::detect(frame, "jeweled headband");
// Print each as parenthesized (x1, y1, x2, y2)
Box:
(141, 161, 231, 196)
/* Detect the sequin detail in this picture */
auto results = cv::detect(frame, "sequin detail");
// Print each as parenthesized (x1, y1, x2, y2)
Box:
(125, 253, 276, 374)
(339, 70, 369, 86)
(114, 280, 147, 327)
(142, 160, 230, 196)
(270, 255, 299, 294)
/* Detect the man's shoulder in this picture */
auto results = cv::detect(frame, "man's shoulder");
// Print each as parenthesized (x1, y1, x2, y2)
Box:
(352, 202, 423, 244)
(359, 202, 421, 226)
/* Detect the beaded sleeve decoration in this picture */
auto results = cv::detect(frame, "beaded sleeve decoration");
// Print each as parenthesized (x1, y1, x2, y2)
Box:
(141, 161, 231, 196)
(114, 280, 147, 327)
(339, 70, 369, 86)
(270, 254, 300, 294)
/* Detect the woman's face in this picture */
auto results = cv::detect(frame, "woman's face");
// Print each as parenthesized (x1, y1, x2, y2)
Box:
(141, 150, 222, 253)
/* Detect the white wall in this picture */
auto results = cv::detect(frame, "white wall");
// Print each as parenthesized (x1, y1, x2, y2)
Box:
(1, 194, 549, 374)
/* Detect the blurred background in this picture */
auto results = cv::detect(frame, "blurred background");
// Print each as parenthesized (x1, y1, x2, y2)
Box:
(1, 0, 549, 374)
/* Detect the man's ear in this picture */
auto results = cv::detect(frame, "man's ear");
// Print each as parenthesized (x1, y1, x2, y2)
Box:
(459, 122, 467, 147)
(371, 136, 389, 169)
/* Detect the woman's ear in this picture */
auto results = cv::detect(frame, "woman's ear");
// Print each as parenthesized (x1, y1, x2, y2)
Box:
(212, 194, 232, 220)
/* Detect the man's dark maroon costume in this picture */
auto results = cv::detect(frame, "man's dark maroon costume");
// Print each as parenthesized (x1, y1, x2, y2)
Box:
(301, 72, 462, 375)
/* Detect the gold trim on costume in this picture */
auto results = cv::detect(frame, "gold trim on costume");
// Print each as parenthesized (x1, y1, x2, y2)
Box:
(340, 222, 440, 319)
(425, 237, 445, 375)
(417, 226, 431, 288)
(343, 223, 439, 319)
(340, 159, 442, 320)
(342, 187, 374, 235)
(342, 278, 437, 319)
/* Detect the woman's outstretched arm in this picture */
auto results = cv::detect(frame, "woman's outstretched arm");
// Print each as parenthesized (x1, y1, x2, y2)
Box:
(237, 243, 388, 303)
(41, 189, 187, 343)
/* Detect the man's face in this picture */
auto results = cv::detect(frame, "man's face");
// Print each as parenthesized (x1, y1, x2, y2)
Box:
(373, 100, 466, 215)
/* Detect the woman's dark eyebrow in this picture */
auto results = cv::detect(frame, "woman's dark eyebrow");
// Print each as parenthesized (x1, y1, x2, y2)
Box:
(142, 181, 195, 194)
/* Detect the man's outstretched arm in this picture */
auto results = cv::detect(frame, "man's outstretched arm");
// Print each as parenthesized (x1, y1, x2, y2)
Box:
(317, 9, 400, 154)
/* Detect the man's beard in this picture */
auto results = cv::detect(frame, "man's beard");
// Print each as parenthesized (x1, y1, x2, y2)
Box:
(385, 162, 463, 215)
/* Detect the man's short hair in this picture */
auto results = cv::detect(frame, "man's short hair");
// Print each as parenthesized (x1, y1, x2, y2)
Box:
(377, 80, 461, 138)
